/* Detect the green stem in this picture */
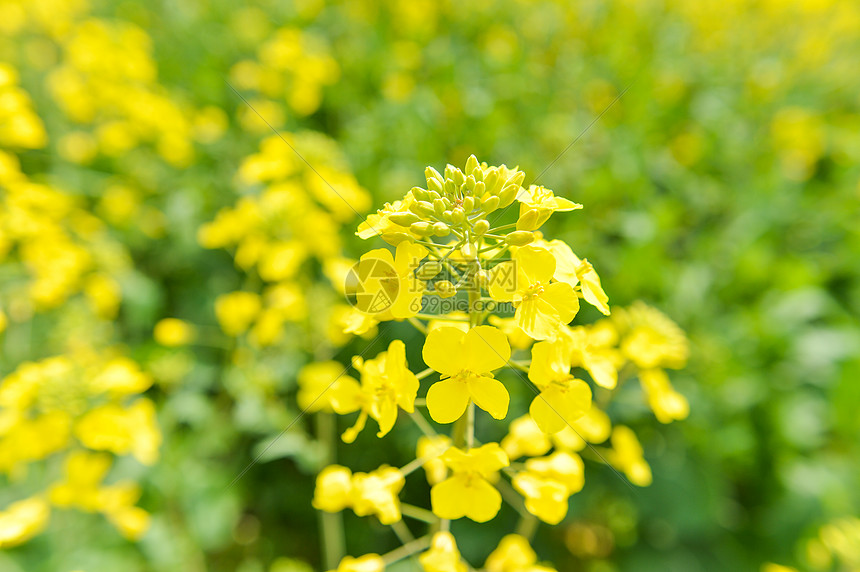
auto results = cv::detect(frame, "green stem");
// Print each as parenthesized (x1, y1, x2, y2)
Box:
(381, 535, 431, 565)
(409, 410, 437, 437)
(316, 413, 345, 568)
(400, 503, 440, 523)
(515, 513, 539, 541)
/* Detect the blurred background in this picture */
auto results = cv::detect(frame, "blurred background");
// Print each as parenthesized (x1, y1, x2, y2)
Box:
(1, 0, 858, 571)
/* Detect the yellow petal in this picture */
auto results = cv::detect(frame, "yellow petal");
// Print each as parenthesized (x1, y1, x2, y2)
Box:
(467, 375, 510, 420)
(544, 239, 579, 285)
(426, 379, 470, 424)
(540, 282, 579, 324)
(579, 262, 610, 316)
(553, 197, 583, 212)
(329, 377, 363, 414)
(529, 381, 592, 434)
(516, 246, 555, 285)
(463, 326, 511, 373)
(431, 475, 502, 522)
(516, 297, 560, 341)
(423, 327, 466, 376)
(528, 340, 570, 387)
(394, 241, 428, 275)
(488, 260, 517, 302)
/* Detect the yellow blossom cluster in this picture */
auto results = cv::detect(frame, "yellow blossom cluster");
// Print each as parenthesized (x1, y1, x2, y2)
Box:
(230, 27, 340, 123)
(200, 132, 372, 349)
(308, 156, 691, 569)
(0, 351, 161, 546)
(0, 63, 47, 149)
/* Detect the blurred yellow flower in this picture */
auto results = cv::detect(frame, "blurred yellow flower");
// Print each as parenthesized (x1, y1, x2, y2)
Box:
(607, 426, 652, 487)
(215, 291, 262, 336)
(153, 318, 196, 347)
(430, 443, 509, 522)
(0, 497, 50, 548)
(419, 531, 467, 572)
(527, 339, 592, 434)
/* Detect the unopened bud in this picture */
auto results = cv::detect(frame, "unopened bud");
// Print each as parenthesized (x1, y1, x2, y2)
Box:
(462, 196, 475, 212)
(451, 207, 466, 225)
(390, 212, 420, 226)
(465, 175, 476, 191)
(417, 260, 443, 280)
(434, 198, 446, 216)
(452, 169, 465, 187)
(444, 179, 457, 195)
(461, 242, 478, 259)
(411, 187, 430, 202)
(483, 170, 500, 194)
(381, 232, 413, 245)
(473, 219, 490, 236)
(432, 222, 451, 236)
(474, 181, 486, 196)
(442, 210, 453, 223)
(505, 171, 526, 188)
(505, 231, 535, 246)
(481, 195, 500, 213)
(426, 166, 444, 183)
(465, 154, 479, 175)
(435, 280, 456, 298)
(516, 208, 541, 231)
(411, 201, 436, 218)
(498, 184, 520, 208)
(410, 221, 434, 236)
(427, 177, 444, 195)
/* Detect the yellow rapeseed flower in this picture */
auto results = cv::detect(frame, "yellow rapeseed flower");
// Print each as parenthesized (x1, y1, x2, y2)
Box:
(489, 246, 579, 340)
(419, 531, 467, 572)
(430, 443, 509, 522)
(422, 326, 511, 423)
(527, 339, 592, 434)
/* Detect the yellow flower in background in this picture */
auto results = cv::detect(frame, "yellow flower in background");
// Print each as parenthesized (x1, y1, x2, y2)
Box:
(541, 240, 610, 316)
(313, 464, 405, 524)
(527, 339, 592, 434)
(297, 361, 354, 413)
(639, 368, 689, 423)
(0, 497, 50, 548)
(615, 302, 688, 370)
(551, 406, 612, 452)
(350, 466, 405, 524)
(484, 534, 538, 572)
(313, 465, 354, 513)
(420, 531, 467, 572)
(350, 242, 427, 320)
(562, 326, 620, 389)
(488, 315, 533, 350)
(501, 415, 552, 460)
(74, 399, 161, 465)
(215, 291, 262, 336)
(423, 326, 511, 423)
(430, 443, 509, 522)
(512, 452, 584, 524)
(417, 435, 451, 485)
(489, 246, 579, 340)
(607, 426, 652, 487)
(516, 186, 582, 231)
(153, 318, 196, 347)
(330, 554, 385, 572)
(329, 340, 419, 442)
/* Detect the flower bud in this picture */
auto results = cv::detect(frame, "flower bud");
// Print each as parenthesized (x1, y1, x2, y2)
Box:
(410, 221, 434, 236)
(505, 171, 526, 188)
(389, 212, 420, 226)
(432, 222, 451, 236)
(516, 208, 541, 231)
(411, 201, 436, 218)
(475, 269, 489, 289)
(472, 219, 490, 236)
(474, 181, 486, 196)
(435, 280, 456, 298)
(434, 198, 446, 216)
(428, 177, 444, 195)
(462, 196, 475, 212)
(465, 175, 476, 191)
(498, 183, 520, 207)
(444, 164, 457, 181)
(480, 195, 500, 213)
(427, 189, 442, 201)
(460, 241, 478, 259)
(412, 187, 430, 202)
(381, 232, 413, 245)
(504, 230, 535, 246)
(417, 260, 443, 280)
(426, 166, 443, 183)
(465, 154, 479, 175)
(441, 210, 453, 222)
(444, 179, 457, 195)
(452, 169, 465, 187)
(484, 170, 501, 194)
(451, 207, 466, 225)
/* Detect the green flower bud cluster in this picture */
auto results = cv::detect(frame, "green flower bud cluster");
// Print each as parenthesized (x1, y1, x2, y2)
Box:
(405, 155, 528, 242)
